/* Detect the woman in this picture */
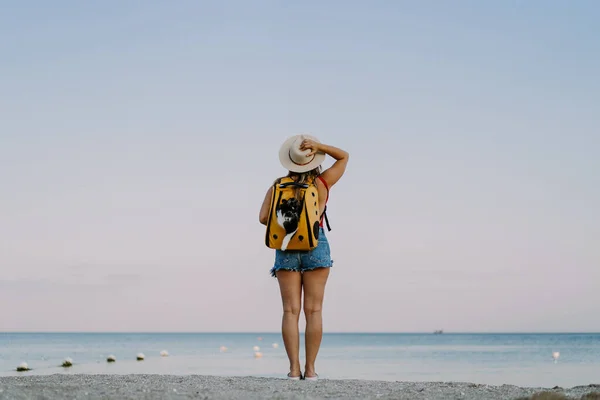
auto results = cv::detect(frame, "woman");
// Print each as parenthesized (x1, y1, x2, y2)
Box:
(259, 134, 349, 380)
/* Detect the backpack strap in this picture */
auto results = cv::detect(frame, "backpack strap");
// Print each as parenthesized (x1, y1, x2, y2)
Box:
(279, 181, 309, 189)
(264, 179, 281, 247)
(322, 206, 332, 231)
(316, 176, 332, 232)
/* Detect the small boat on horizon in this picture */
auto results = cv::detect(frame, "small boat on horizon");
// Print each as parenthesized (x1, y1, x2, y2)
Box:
(433, 329, 444, 334)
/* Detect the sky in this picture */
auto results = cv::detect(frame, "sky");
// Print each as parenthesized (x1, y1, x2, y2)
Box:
(1, 0, 599, 333)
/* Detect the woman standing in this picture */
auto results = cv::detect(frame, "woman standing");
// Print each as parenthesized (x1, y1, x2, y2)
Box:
(259, 134, 349, 380)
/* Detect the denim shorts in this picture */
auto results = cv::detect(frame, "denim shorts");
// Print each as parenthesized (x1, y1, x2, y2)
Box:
(270, 227, 333, 277)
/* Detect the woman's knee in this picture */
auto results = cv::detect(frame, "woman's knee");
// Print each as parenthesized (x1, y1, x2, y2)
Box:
(303, 303, 322, 317)
(283, 304, 302, 317)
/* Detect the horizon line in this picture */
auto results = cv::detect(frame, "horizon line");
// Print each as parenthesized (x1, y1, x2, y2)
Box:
(2, 331, 600, 334)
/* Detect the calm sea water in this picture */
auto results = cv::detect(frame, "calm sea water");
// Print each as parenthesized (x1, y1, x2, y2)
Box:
(1, 333, 599, 388)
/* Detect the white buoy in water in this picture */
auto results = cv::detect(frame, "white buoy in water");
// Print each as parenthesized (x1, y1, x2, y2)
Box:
(253, 346, 260, 352)
(137, 353, 145, 361)
(254, 351, 263, 358)
(107, 355, 116, 362)
(219, 346, 228, 352)
(62, 357, 73, 367)
(272, 343, 279, 349)
(552, 351, 560, 363)
(160, 350, 169, 357)
(16, 362, 30, 371)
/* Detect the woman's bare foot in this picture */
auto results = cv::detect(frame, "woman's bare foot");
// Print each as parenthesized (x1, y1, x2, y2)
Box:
(304, 365, 317, 379)
(288, 364, 302, 379)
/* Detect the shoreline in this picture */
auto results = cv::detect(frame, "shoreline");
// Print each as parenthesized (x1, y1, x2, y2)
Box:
(1, 374, 599, 400)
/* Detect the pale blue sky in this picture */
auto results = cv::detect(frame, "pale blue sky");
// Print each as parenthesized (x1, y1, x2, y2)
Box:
(1, 1, 598, 332)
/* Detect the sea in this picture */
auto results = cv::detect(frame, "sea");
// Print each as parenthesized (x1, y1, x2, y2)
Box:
(1, 332, 599, 388)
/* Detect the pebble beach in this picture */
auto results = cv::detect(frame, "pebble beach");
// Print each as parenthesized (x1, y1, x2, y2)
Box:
(1, 375, 599, 400)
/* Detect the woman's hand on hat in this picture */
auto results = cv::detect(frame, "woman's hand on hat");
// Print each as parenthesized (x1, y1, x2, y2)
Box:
(300, 139, 321, 157)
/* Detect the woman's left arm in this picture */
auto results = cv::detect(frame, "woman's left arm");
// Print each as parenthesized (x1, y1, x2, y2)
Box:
(259, 186, 274, 225)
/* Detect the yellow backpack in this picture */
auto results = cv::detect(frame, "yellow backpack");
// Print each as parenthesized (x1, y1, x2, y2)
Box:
(265, 176, 322, 251)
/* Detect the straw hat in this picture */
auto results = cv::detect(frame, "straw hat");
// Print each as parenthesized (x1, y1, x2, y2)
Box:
(279, 134, 326, 173)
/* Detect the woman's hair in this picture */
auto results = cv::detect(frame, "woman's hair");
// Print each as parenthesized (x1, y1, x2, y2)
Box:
(287, 165, 322, 185)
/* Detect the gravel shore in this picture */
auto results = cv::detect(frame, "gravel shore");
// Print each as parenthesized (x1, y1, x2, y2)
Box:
(0, 374, 599, 400)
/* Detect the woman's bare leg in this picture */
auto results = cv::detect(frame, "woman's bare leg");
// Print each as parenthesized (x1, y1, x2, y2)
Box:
(302, 267, 330, 378)
(276, 270, 303, 377)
